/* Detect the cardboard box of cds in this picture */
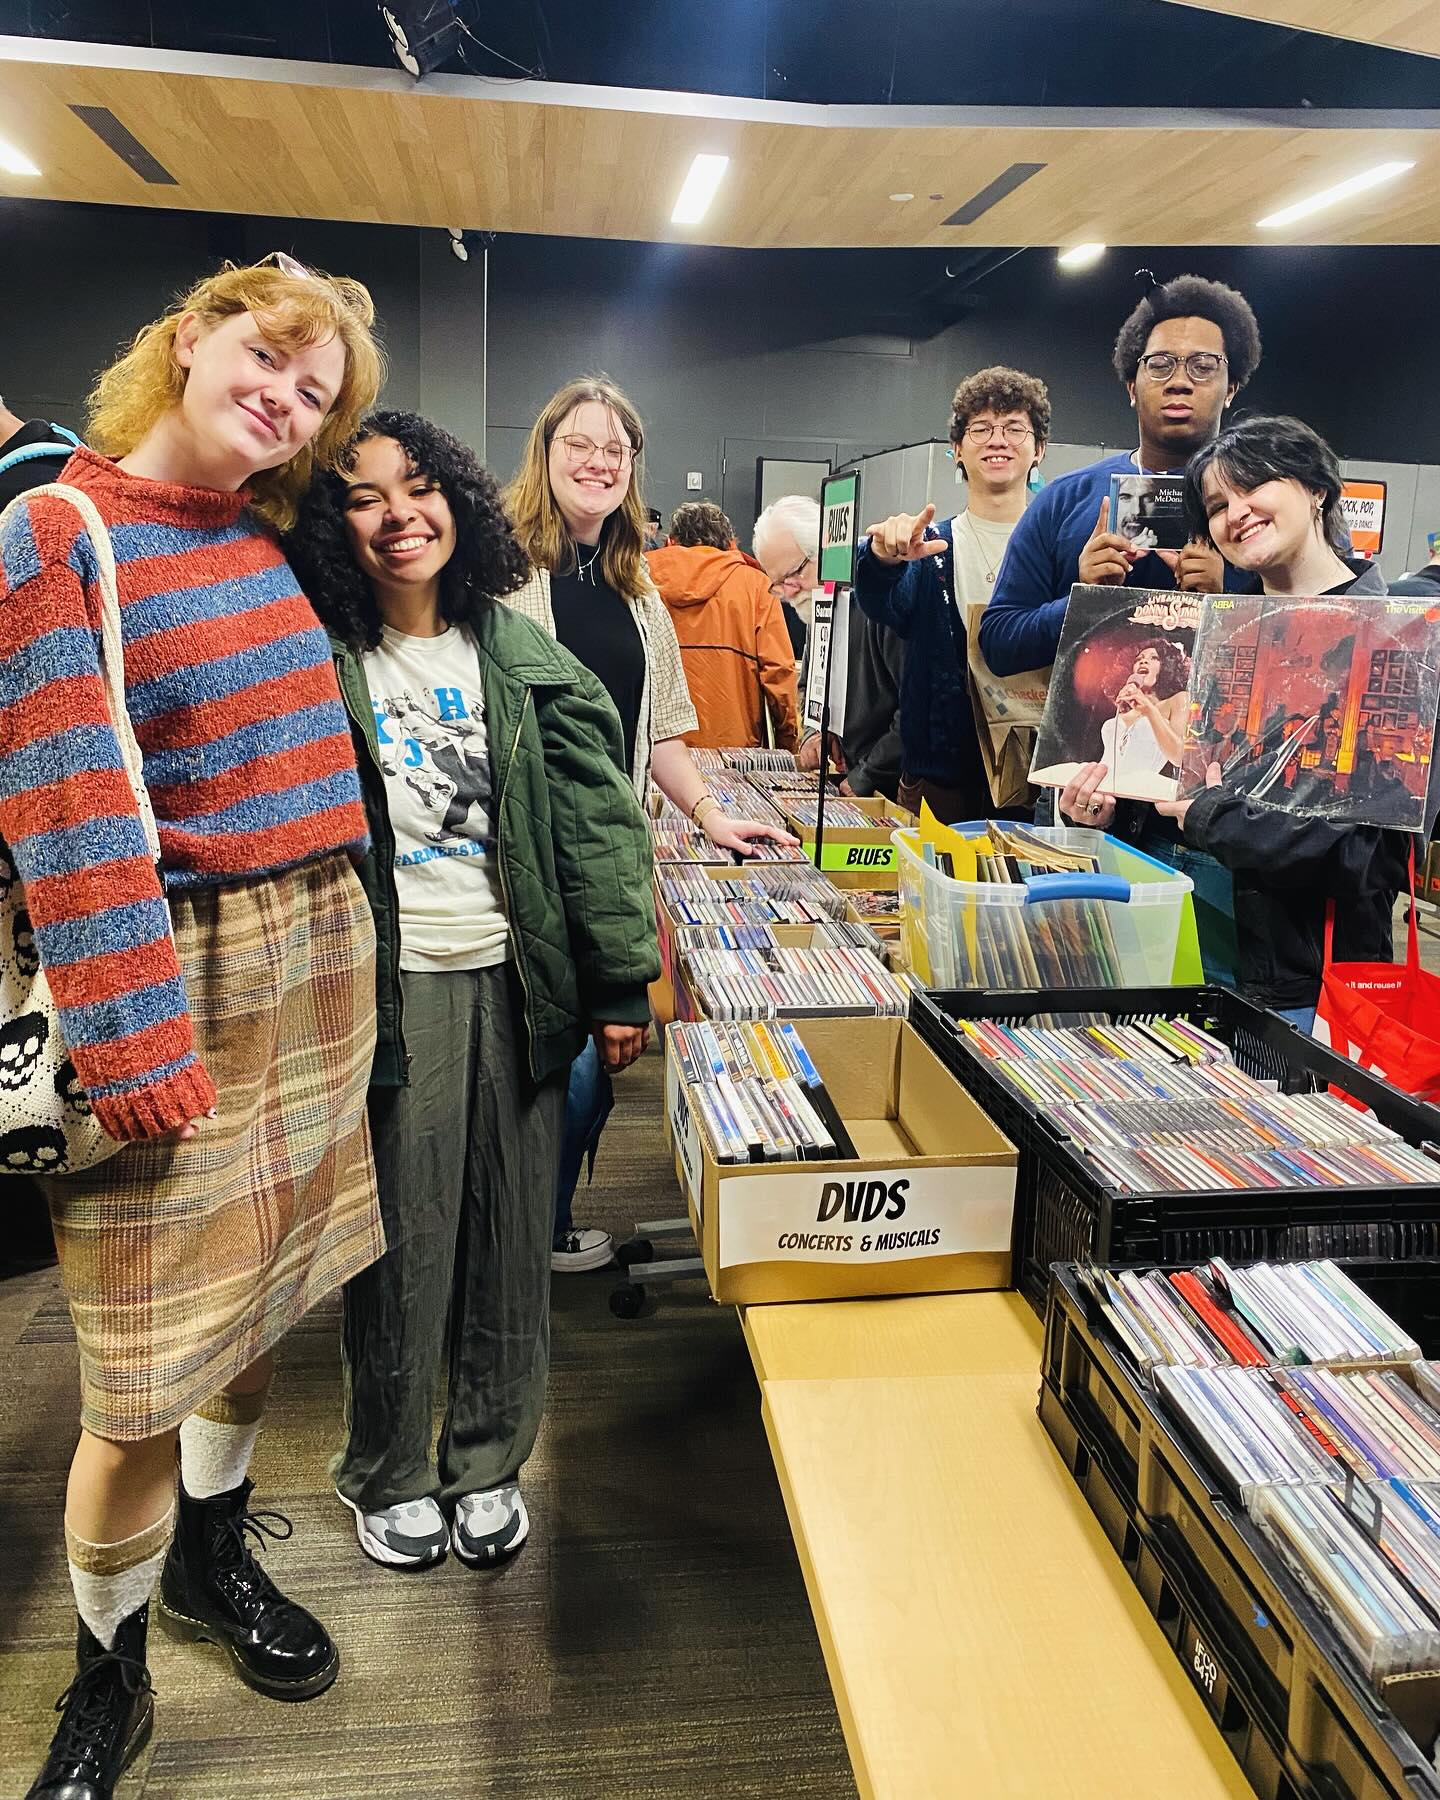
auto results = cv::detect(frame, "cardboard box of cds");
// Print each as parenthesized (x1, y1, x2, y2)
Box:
(665, 1014, 1017, 1304)
(780, 795, 915, 884)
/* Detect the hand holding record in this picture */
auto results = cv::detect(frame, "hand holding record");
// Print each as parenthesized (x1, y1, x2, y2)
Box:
(1156, 539, 1225, 593)
(1077, 497, 1140, 586)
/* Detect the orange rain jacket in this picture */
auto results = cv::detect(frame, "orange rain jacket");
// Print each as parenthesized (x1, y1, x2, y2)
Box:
(647, 543, 800, 751)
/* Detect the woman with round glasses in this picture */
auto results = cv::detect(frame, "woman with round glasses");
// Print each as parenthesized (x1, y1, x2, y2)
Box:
(505, 375, 795, 1271)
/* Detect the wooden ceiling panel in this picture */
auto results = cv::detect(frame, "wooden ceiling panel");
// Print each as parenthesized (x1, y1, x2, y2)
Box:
(1, 37, 1438, 247)
(1159, 1, 1440, 60)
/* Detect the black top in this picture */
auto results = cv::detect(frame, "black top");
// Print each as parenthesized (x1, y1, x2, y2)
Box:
(0, 419, 74, 510)
(550, 561, 645, 776)
(1390, 561, 1440, 596)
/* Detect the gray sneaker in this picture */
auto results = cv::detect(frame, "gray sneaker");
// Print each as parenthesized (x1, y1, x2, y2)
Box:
(338, 1489, 448, 1569)
(451, 1484, 529, 1567)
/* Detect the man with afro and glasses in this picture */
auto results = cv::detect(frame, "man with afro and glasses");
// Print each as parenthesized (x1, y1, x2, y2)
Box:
(981, 274, 1262, 680)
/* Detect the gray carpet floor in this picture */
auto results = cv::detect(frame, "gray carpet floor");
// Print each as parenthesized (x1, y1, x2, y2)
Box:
(0, 1049, 855, 1799)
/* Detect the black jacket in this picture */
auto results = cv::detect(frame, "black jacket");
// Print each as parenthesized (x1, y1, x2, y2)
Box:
(1179, 561, 1432, 1009)
(1390, 561, 1440, 597)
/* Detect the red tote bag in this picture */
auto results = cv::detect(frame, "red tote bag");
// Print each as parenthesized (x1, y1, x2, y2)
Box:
(1312, 847, 1440, 1104)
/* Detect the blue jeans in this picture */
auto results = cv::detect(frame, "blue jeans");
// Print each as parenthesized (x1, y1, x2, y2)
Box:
(1138, 833, 1239, 990)
(1273, 1005, 1316, 1033)
(553, 1039, 613, 1242)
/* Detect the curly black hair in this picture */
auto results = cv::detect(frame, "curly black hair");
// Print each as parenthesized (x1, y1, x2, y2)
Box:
(1111, 275, 1262, 392)
(284, 409, 530, 652)
(1126, 637, 1191, 702)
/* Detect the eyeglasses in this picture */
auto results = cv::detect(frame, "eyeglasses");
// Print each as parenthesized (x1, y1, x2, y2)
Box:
(961, 420, 1035, 445)
(1138, 351, 1229, 384)
(260, 249, 315, 281)
(767, 555, 812, 597)
(557, 434, 635, 471)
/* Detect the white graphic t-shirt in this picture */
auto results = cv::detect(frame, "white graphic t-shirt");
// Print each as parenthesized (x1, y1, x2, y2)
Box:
(363, 624, 509, 972)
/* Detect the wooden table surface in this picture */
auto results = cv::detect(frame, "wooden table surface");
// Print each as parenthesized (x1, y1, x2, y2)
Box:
(744, 1292, 1254, 1800)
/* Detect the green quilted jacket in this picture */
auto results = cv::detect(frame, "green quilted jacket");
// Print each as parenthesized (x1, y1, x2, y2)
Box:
(331, 602, 659, 1088)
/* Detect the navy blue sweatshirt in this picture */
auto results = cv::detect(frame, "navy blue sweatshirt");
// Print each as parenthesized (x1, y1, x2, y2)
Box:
(980, 451, 1251, 677)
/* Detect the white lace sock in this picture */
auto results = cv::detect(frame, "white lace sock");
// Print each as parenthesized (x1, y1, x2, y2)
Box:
(179, 1381, 269, 1499)
(66, 1504, 175, 1649)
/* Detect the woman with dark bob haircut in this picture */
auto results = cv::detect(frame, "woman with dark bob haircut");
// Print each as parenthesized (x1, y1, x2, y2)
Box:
(1146, 414, 1428, 1025)
(285, 411, 658, 1573)
(1066, 413, 1434, 1025)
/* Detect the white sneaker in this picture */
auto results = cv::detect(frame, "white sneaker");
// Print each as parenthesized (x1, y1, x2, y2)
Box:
(451, 1484, 529, 1566)
(337, 1488, 448, 1569)
(551, 1227, 613, 1273)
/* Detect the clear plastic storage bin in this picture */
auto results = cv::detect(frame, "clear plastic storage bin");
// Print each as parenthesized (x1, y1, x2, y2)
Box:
(895, 824, 1199, 989)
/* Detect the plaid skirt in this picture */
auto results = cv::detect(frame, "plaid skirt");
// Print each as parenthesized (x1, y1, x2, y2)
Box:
(42, 853, 384, 1442)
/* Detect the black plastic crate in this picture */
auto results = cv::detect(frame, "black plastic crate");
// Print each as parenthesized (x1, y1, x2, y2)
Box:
(1041, 1263, 1440, 1800)
(910, 985, 1440, 1312)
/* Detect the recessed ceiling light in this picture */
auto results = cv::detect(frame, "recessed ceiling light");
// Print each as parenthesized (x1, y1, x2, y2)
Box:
(889, 192, 915, 202)
(1057, 242, 1106, 270)
(671, 153, 730, 226)
(0, 136, 41, 177)
(1257, 159, 1415, 230)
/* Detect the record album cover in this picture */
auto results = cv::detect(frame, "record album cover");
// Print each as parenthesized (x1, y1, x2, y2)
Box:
(1030, 586, 1201, 802)
(1109, 472, 1187, 554)
(1180, 592, 1440, 831)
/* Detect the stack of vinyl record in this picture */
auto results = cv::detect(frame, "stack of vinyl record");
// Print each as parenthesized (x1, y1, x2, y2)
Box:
(719, 747, 799, 774)
(677, 935, 908, 1020)
(670, 1018, 857, 1164)
(1087, 1257, 1422, 1376)
(960, 1016, 1440, 1193)
(779, 795, 908, 831)
(657, 864, 849, 927)
(650, 820, 729, 864)
(1089, 1253, 1440, 1685)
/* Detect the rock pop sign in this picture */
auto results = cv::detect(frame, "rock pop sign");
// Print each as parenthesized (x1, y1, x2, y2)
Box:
(1340, 479, 1386, 558)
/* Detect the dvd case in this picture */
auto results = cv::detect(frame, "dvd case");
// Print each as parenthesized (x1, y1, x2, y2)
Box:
(1109, 472, 1187, 554)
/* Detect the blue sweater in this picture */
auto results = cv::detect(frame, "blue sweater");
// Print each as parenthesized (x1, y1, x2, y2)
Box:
(979, 452, 1251, 677)
(851, 515, 989, 796)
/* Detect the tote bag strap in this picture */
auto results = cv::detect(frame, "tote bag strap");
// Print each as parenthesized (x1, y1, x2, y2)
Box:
(1406, 838, 1421, 973)
(20, 482, 162, 864)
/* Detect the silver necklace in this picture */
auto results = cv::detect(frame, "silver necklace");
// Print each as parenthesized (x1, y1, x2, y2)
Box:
(961, 509, 1000, 585)
(575, 542, 603, 585)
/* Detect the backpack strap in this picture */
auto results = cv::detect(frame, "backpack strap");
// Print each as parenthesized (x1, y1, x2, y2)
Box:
(0, 425, 81, 480)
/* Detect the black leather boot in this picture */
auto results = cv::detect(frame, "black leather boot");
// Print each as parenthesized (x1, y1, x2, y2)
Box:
(157, 1478, 338, 1700)
(26, 1602, 154, 1799)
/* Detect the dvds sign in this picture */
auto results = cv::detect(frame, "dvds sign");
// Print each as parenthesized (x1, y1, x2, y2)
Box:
(717, 1164, 1013, 1268)
(1340, 479, 1386, 557)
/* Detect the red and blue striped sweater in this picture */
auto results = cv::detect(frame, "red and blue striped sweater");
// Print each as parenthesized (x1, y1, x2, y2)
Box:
(0, 447, 370, 1140)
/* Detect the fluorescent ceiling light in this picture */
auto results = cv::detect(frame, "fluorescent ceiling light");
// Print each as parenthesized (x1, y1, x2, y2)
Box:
(889, 192, 915, 202)
(1057, 242, 1105, 270)
(0, 137, 40, 177)
(1257, 160, 1414, 230)
(671, 153, 729, 226)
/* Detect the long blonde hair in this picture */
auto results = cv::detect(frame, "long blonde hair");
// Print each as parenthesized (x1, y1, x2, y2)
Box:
(505, 376, 649, 599)
(88, 257, 386, 533)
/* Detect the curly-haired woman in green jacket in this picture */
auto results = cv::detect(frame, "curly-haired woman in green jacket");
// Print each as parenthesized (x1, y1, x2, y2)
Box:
(286, 411, 657, 1572)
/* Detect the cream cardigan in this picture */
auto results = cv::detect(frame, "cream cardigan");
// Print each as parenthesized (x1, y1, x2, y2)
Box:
(503, 564, 698, 796)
